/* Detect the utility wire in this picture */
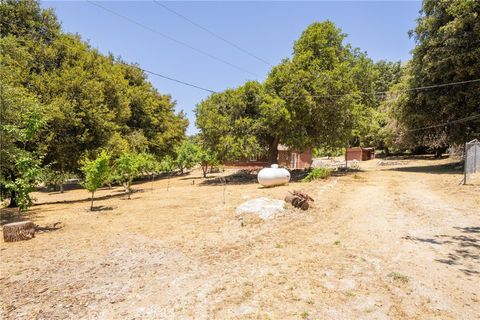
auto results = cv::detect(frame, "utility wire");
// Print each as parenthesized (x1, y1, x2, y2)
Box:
(86, 0, 259, 78)
(126, 64, 217, 93)
(0, 17, 215, 93)
(407, 114, 480, 132)
(153, 1, 273, 67)
(309, 78, 480, 99)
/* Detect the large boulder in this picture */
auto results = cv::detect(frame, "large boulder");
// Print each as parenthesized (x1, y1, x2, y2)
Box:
(236, 197, 285, 220)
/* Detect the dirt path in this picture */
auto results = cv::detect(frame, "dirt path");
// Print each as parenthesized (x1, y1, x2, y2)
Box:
(1, 158, 479, 319)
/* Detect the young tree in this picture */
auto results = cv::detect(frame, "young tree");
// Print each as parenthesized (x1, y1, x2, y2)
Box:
(197, 147, 218, 178)
(81, 151, 111, 210)
(39, 166, 75, 193)
(159, 155, 175, 174)
(174, 140, 200, 174)
(114, 152, 142, 199)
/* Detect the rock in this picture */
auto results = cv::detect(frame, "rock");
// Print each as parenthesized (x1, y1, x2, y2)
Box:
(236, 197, 285, 220)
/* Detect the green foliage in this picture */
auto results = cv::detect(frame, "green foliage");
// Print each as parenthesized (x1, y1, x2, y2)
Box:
(113, 152, 156, 198)
(0, 0, 187, 179)
(80, 151, 111, 209)
(387, 0, 480, 148)
(312, 147, 342, 158)
(159, 155, 175, 173)
(0, 80, 45, 210)
(174, 140, 200, 174)
(303, 167, 333, 182)
(3, 156, 41, 211)
(39, 166, 75, 193)
(196, 21, 398, 163)
(197, 146, 219, 178)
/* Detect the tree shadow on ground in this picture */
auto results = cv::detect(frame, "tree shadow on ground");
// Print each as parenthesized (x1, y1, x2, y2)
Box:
(35, 222, 63, 233)
(382, 155, 449, 161)
(385, 162, 462, 175)
(198, 167, 358, 186)
(33, 188, 145, 206)
(403, 226, 480, 276)
(90, 205, 114, 212)
(0, 208, 41, 226)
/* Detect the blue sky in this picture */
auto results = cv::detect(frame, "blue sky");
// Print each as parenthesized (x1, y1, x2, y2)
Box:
(41, 1, 422, 135)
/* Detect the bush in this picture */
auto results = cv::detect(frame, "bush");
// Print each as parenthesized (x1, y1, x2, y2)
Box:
(303, 167, 333, 182)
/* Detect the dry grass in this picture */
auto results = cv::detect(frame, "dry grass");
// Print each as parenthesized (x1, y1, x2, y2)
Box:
(1, 157, 479, 319)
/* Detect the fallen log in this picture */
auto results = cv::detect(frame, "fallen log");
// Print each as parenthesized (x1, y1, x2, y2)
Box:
(3, 221, 35, 242)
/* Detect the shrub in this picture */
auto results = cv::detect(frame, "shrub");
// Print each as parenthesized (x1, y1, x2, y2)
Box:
(303, 167, 332, 182)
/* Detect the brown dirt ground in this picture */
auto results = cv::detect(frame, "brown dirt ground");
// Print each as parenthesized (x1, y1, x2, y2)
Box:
(1, 157, 479, 320)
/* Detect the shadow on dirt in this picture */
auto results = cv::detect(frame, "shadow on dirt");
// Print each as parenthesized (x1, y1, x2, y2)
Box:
(198, 169, 312, 186)
(36, 222, 63, 233)
(0, 210, 64, 233)
(404, 226, 480, 276)
(0, 208, 41, 226)
(386, 162, 462, 175)
(90, 205, 114, 212)
(198, 167, 358, 186)
(382, 155, 449, 161)
(33, 189, 146, 206)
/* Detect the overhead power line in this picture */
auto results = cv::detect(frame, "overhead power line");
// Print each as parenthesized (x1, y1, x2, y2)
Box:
(310, 78, 480, 99)
(0, 17, 216, 93)
(86, 0, 259, 78)
(129, 64, 217, 93)
(153, 1, 273, 67)
(408, 114, 480, 132)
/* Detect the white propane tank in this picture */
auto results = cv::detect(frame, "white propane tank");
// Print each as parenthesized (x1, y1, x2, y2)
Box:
(257, 164, 291, 187)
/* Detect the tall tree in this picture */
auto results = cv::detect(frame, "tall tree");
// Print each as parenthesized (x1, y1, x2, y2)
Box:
(0, 0, 187, 177)
(197, 21, 364, 163)
(392, 0, 480, 149)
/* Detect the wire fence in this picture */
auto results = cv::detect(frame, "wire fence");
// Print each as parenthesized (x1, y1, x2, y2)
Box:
(464, 139, 480, 184)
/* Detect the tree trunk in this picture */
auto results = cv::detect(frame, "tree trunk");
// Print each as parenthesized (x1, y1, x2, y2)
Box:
(7, 189, 18, 208)
(202, 162, 208, 178)
(267, 136, 280, 164)
(90, 191, 95, 210)
(3, 221, 35, 242)
(59, 183, 64, 193)
(434, 148, 443, 158)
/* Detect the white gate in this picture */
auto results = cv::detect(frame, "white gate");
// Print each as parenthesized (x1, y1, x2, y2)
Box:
(464, 139, 480, 184)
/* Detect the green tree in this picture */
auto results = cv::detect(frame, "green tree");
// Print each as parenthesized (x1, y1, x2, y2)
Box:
(80, 151, 111, 210)
(3, 156, 41, 211)
(197, 21, 364, 163)
(392, 0, 480, 150)
(197, 147, 218, 178)
(114, 152, 142, 199)
(0, 80, 45, 210)
(38, 166, 75, 193)
(159, 155, 175, 174)
(174, 140, 200, 174)
(0, 0, 187, 177)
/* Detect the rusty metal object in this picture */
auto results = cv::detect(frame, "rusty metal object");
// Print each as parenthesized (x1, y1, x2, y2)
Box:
(285, 190, 314, 210)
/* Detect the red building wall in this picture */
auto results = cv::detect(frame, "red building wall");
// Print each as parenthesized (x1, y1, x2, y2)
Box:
(278, 149, 313, 169)
(225, 149, 313, 169)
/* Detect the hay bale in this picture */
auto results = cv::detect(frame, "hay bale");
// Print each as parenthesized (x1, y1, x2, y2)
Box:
(3, 221, 35, 242)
